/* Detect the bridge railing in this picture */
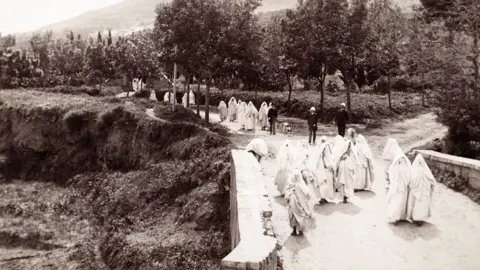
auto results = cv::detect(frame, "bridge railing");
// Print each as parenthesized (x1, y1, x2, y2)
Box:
(221, 150, 278, 270)
(414, 150, 480, 190)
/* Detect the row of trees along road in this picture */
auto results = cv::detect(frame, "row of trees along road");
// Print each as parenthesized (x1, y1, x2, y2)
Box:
(2, 0, 480, 158)
(153, 0, 418, 122)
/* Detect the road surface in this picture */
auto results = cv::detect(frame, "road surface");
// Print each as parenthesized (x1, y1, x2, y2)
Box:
(204, 111, 480, 270)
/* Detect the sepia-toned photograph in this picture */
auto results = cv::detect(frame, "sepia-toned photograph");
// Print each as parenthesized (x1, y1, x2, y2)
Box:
(1, 0, 479, 269)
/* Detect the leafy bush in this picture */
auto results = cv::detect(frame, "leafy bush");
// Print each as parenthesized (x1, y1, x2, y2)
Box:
(437, 93, 480, 159)
(326, 81, 340, 93)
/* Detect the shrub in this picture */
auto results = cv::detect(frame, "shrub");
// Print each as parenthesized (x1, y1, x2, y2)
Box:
(437, 92, 480, 159)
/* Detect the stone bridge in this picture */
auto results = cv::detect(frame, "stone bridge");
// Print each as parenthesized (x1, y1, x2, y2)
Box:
(220, 147, 480, 270)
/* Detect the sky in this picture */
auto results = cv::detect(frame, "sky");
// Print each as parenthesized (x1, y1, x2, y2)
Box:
(0, 0, 123, 34)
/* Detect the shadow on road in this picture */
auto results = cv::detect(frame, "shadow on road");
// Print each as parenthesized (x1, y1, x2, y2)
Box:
(274, 195, 287, 207)
(283, 234, 312, 253)
(355, 190, 377, 200)
(388, 221, 441, 242)
(314, 201, 362, 216)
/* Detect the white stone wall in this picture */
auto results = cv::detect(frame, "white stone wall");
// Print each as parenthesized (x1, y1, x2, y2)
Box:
(415, 150, 480, 190)
(221, 150, 278, 270)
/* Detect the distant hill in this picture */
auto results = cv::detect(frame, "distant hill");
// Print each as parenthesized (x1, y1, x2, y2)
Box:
(33, 0, 420, 37)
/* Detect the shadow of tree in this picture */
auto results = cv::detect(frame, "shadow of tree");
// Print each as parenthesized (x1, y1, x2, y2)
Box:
(388, 221, 440, 242)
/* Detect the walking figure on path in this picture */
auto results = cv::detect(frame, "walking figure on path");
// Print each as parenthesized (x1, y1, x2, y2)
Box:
(335, 103, 349, 137)
(267, 104, 278, 135)
(307, 107, 319, 145)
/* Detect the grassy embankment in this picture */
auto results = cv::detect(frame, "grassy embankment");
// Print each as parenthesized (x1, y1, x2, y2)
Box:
(0, 89, 232, 269)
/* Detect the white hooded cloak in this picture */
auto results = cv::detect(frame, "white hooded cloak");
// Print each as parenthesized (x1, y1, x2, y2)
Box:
(237, 102, 247, 129)
(386, 153, 411, 223)
(284, 169, 317, 232)
(275, 140, 296, 195)
(407, 154, 436, 222)
(228, 97, 238, 121)
(163, 92, 170, 103)
(189, 91, 195, 105)
(332, 136, 358, 199)
(258, 102, 269, 128)
(182, 93, 188, 107)
(245, 138, 269, 159)
(218, 101, 228, 121)
(382, 138, 404, 184)
(314, 136, 335, 201)
(245, 102, 258, 131)
(355, 134, 376, 190)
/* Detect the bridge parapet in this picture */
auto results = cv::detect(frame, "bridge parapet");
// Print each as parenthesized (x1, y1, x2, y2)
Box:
(414, 150, 480, 190)
(221, 150, 278, 270)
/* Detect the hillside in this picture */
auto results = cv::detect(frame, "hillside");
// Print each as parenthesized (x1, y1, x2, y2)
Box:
(35, 0, 420, 37)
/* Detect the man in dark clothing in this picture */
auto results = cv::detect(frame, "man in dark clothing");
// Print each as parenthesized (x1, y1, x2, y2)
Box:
(267, 104, 278, 135)
(334, 103, 349, 137)
(307, 107, 319, 144)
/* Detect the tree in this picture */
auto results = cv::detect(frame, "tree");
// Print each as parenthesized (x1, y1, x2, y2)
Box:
(334, 0, 371, 119)
(155, 0, 260, 122)
(293, 0, 345, 114)
(84, 42, 108, 91)
(366, 0, 406, 109)
(107, 30, 113, 46)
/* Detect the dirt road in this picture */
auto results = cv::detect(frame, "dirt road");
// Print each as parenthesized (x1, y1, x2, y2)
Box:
(204, 111, 480, 270)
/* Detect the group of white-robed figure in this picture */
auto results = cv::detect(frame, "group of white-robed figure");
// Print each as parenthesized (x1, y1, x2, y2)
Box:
(381, 138, 436, 225)
(273, 130, 436, 236)
(218, 97, 272, 131)
(163, 91, 196, 107)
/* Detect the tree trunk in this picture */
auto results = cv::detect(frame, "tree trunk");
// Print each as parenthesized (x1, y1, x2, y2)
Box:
(316, 74, 326, 116)
(254, 77, 258, 104)
(205, 77, 211, 123)
(473, 35, 479, 99)
(286, 72, 293, 113)
(346, 77, 352, 122)
(126, 76, 131, 97)
(387, 73, 392, 110)
(196, 80, 201, 116)
(421, 73, 426, 107)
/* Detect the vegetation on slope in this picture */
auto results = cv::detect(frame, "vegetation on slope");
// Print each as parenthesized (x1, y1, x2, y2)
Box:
(0, 89, 233, 269)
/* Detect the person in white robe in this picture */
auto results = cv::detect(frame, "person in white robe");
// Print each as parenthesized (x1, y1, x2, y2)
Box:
(189, 92, 195, 105)
(386, 152, 411, 224)
(182, 93, 188, 107)
(346, 128, 357, 144)
(284, 169, 316, 236)
(245, 102, 258, 131)
(218, 101, 228, 121)
(245, 138, 269, 164)
(407, 154, 436, 226)
(332, 136, 359, 203)
(296, 139, 310, 165)
(382, 138, 404, 186)
(163, 92, 170, 103)
(275, 140, 296, 195)
(237, 102, 247, 130)
(132, 78, 139, 92)
(228, 97, 238, 122)
(354, 134, 376, 191)
(258, 102, 269, 130)
(314, 136, 335, 203)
